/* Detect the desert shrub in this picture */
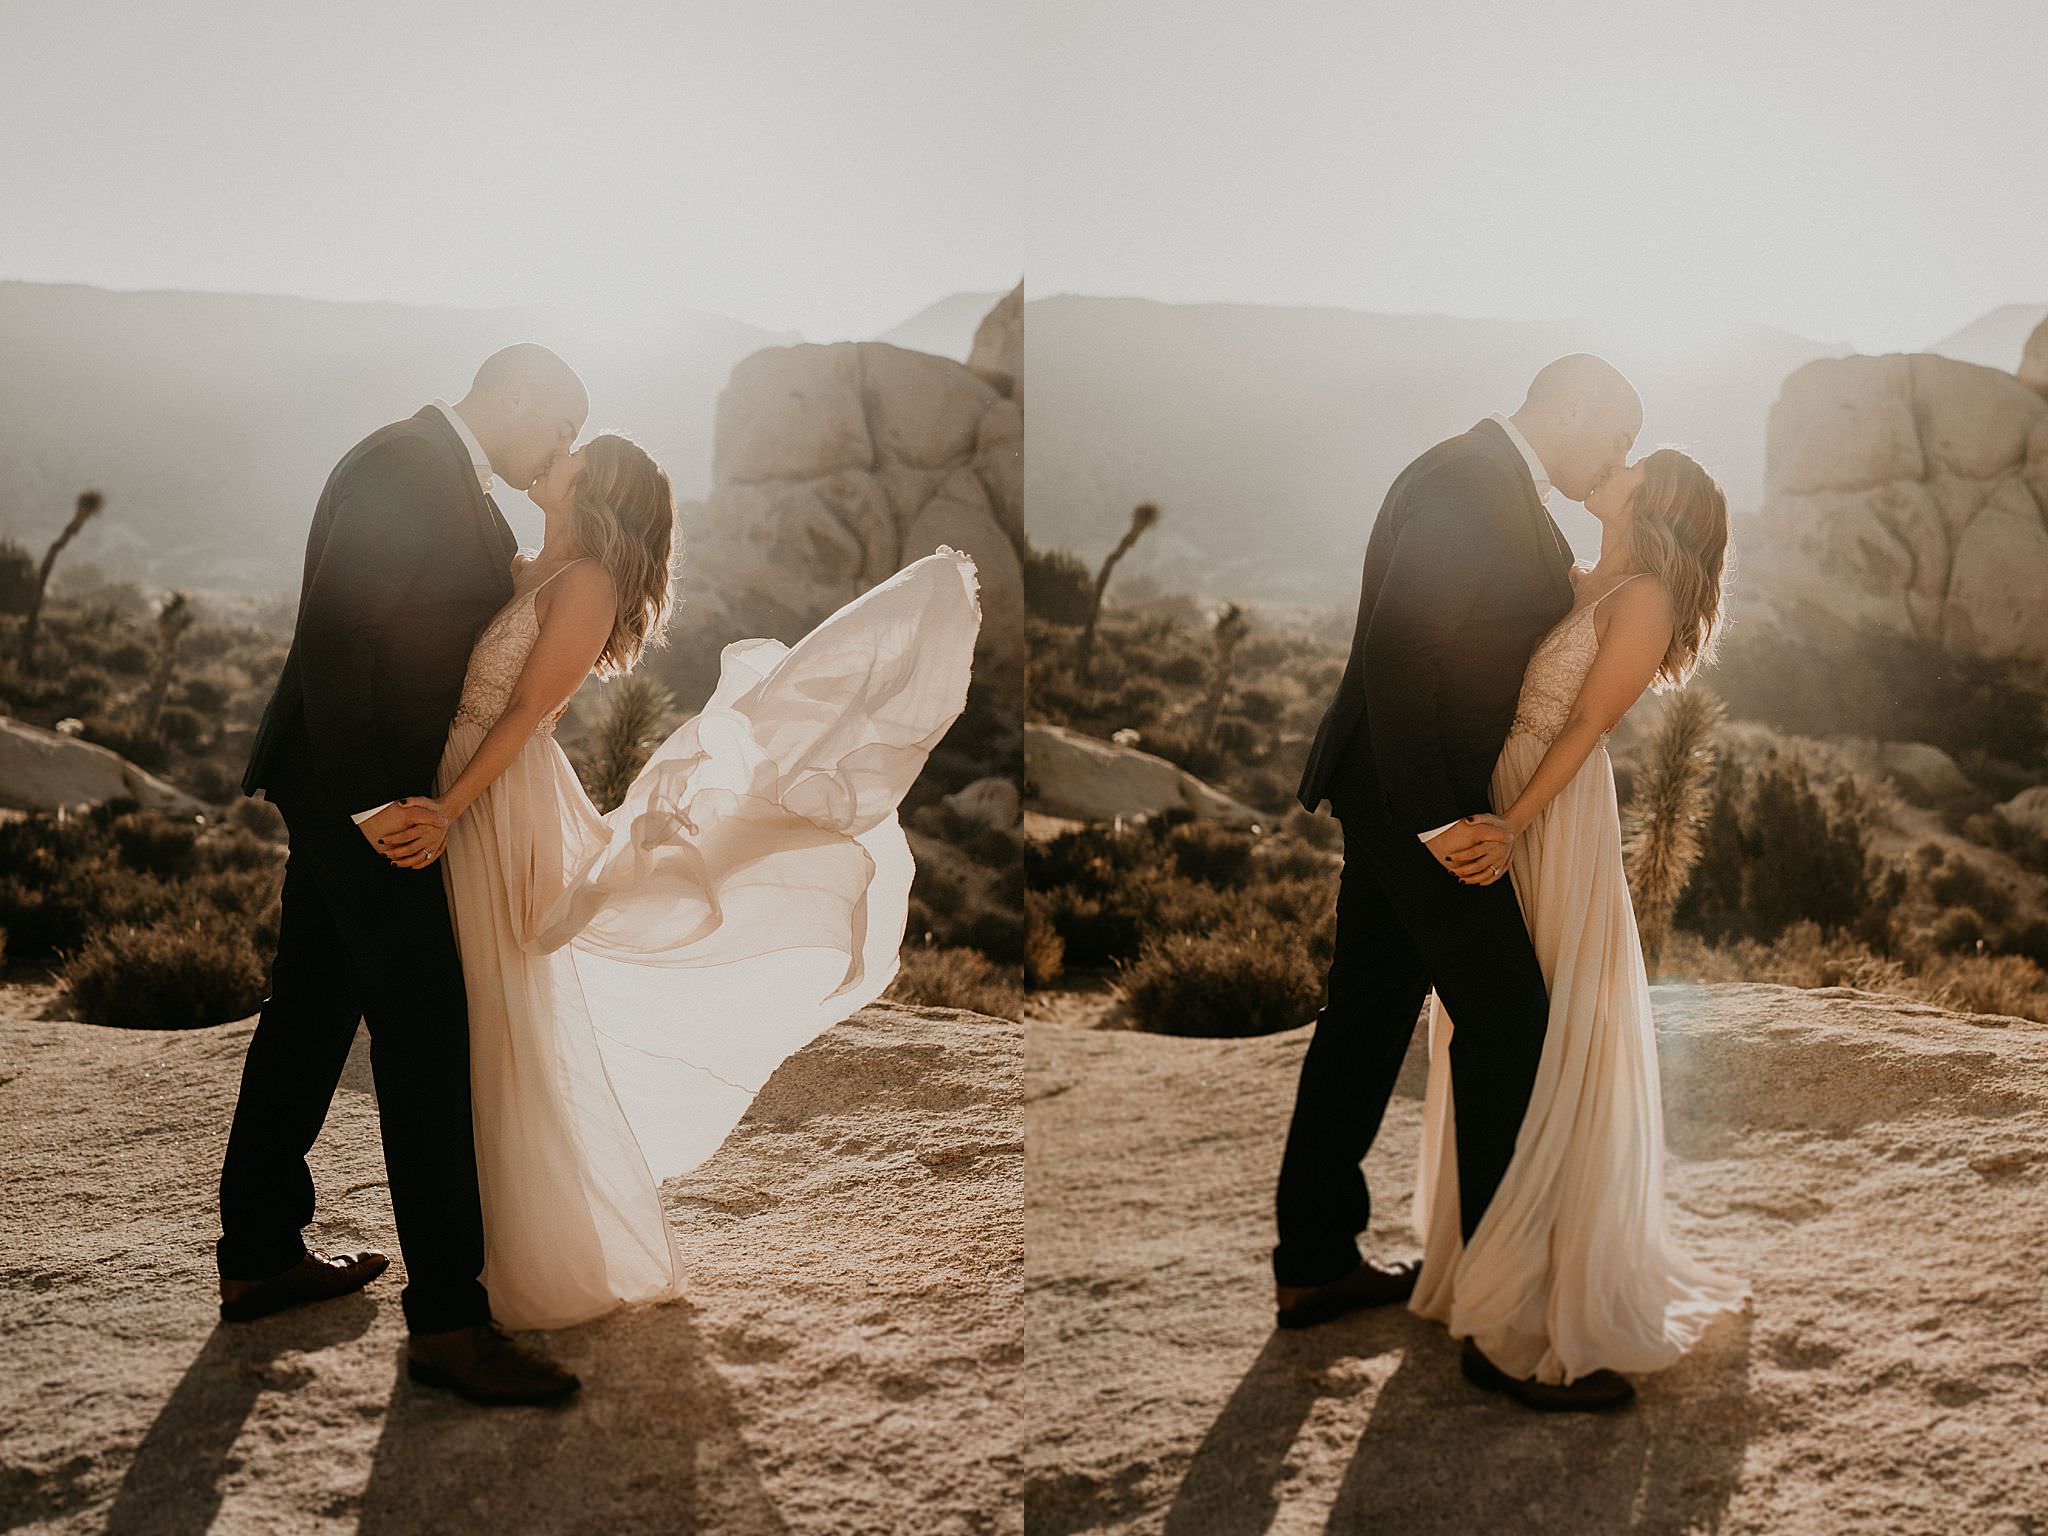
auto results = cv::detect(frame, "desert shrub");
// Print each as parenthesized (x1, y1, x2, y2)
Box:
(1925, 952, 2048, 1022)
(1156, 652, 1207, 686)
(155, 704, 210, 752)
(197, 827, 284, 875)
(102, 638, 153, 675)
(1024, 897, 1065, 988)
(1233, 685, 1286, 725)
(885, 942, 1023, 1019)
(230, 797, 287, 840)
(1281, 805, 1344, 853)
(111, 811, 200, 878)
(1256, 836, 1338, 883)
(174, 675, 234, 713)
(1131, 867, 1245, 937)
(0, 540, 37, 614)
(1119, 926, 1322, 1037)
(62, 920, 269, 1030)
(1036, 884, 1149, 968)
(1113, 678, 1170, 719)
(1676, 757, 1879, 944)
(180, 759, 245, 805)
(1208, 716, 1261, 758)
(1926, 855, 2013, 924)
(954, 905, 1025, 963)
(1027, 824, 1155, 894)
(1023, 545, 1096, 628)
(1928, 908, 1986, 953)
(82, 719, 170, 772)
(1168, 820, 1256, 886)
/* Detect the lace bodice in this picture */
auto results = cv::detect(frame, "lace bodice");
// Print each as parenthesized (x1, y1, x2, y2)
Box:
(1507, 575, 1649, 746)
(451, 569, 578, 737)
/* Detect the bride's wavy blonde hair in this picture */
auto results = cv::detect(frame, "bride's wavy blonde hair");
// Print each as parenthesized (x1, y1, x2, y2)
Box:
(1624, 448, 1731, 690)
(568, 432, 679, 676)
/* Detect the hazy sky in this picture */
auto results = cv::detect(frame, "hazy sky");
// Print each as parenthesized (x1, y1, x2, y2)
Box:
(1020, 0, 2048, 353)
(0, 0, 1019, 340)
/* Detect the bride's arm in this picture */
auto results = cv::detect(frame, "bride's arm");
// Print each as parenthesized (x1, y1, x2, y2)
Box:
(1465, 578, 1676, 883)
(384, 562, 617, 868)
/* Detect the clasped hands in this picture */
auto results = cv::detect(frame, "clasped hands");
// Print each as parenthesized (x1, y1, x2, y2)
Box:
(1426, 814, 1514, 886)
(357, 798, 455, 870)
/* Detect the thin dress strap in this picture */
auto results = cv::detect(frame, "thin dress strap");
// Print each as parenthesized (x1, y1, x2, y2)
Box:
(1587, 571, 1653, 615)
(524, 557, 591, 600)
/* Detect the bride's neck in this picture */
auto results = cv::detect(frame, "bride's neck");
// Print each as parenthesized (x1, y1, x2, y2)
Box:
(537, 505, 581, 565)
(1591, 515, 1640, 580)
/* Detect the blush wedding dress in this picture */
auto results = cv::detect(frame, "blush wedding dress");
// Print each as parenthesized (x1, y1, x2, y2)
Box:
(1408, 573, 1748, 1384)
(432, 547, 982, 1330)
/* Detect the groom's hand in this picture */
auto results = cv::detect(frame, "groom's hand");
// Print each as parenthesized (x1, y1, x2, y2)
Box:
(1424, 816, 1511, 880)
(359, 800, 446, 859)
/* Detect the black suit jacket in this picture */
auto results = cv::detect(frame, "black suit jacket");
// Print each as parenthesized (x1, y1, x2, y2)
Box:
(243, 406, 519, 813)
(1295, 417, 1576, 833)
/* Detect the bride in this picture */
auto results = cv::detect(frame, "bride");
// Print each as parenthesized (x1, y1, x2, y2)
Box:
(1408, 447, 1748, 1405)
(376, 431, 982, 1336)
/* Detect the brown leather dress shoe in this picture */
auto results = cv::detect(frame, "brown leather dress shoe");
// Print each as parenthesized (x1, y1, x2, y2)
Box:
(406, 1322, 581, 1407)
(1460, 1337, 1635, 1412)
(1274, 1257, 1421, 1329)
(218, 1248, 390, 1323)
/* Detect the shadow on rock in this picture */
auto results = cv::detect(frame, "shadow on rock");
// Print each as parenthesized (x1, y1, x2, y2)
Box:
(1165, 1306, 1755, 1536)
(357, 1298, 788, 1535)
(102, 1293, 379, 1536)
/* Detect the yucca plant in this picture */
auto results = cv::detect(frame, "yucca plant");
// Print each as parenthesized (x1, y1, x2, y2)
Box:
(18, 489, 106, 669)
(143, 590, 196, 737)
(1076, 500, 1160, 683)
(581, 672, 677, 813)
(1196, 602, 1251, 752)
(1623, 685, 1726, 973)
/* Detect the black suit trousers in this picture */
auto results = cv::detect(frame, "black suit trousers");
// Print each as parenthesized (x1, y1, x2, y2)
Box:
(1271, 742, 1551, 1286)
(215, 775, 489, 1333)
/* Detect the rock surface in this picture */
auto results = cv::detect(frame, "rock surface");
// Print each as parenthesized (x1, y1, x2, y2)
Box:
(1761, 353, 2048, 664)
(1026, 982, 2048, 1535)
(0, 995, 1021, 1535)
(683, 292, 1024, 708)
(945, 774, 1024, 829)
(1998, 785, 2048, 839)
(1832, 738, 1974, 803)
(1024, 722, 1263, 828)
(0, 715, 206, 817)
(969, 281, 1024, 405)
(2020, 316, 2048, 397)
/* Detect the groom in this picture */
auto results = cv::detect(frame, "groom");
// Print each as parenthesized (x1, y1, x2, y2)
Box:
(219, 345, 588, 1405)
(1275, 355, 1641, 1408)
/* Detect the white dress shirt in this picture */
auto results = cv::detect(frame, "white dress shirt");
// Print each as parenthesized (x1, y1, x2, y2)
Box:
(1415, 412, 1552, 845)
(351, 401, 497, 827)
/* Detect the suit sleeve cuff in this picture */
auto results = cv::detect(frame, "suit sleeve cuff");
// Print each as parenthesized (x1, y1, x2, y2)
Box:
(1417, 819, 1461, 844)
(351, 800, 398, 825)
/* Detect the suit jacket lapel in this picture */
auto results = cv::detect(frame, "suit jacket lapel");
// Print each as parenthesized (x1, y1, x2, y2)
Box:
(414, 405, 517, 593)
(1473, 418, 1575, 612)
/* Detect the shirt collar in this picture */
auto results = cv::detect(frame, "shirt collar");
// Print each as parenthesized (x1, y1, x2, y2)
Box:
(1487, 411, 1550, 503)
(431, 399, 495, 494)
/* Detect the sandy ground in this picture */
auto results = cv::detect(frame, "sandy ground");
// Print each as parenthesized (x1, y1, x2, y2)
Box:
(0, 991, 1021, 1535)
(1026, 981, 2048, 1535)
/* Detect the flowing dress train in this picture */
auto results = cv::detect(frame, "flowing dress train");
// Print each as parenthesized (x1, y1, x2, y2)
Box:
(433, 547, 982, 1329)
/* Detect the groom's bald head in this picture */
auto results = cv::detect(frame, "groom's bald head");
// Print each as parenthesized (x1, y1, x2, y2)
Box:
(1511, 354, 1642, 503)
(455, 344, 589, 491)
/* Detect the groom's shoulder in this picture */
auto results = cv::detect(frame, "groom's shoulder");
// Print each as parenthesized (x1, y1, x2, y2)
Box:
(1394, 427, 1520, 508)
(330, 413, 452, 485)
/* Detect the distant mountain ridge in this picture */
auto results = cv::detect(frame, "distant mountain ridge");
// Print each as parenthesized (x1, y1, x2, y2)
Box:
(875, 290, 1007, 363)
(1924, 303, 2048, 373)
(0, 280, 793, 590)
(1024, 294, 1851, 602)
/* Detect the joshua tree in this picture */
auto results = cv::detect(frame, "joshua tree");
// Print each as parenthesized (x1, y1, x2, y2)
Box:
(1196, 602, 1251, 753)
(17, 490, 105, 669)
(580, 671, 677, 813)
(143, 590, 197, 737)
(1622, 685, 1726, 972)
(1076, 500, 1160, 683)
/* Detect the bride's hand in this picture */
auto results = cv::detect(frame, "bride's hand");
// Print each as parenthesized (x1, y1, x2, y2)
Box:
(383, 796, 450, 869)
